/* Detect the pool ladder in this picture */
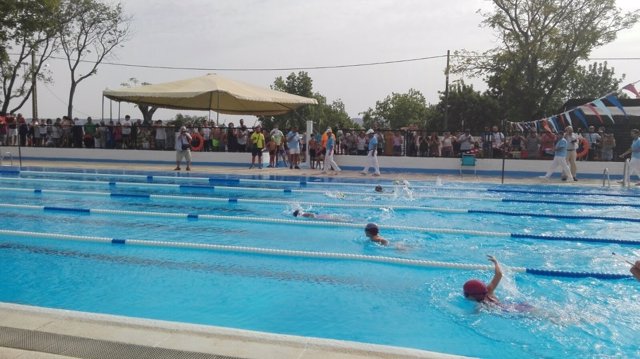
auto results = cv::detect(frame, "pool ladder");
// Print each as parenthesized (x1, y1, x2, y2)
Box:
(621, 158, 631, 188)
(602, 168, 610, 188)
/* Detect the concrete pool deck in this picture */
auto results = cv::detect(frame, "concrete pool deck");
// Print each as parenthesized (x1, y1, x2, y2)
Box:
(0, 154, 634, 358)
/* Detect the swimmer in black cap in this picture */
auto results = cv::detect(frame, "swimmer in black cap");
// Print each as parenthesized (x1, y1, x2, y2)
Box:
(375, 185, 384, 193)
(364, 223, 388, 246)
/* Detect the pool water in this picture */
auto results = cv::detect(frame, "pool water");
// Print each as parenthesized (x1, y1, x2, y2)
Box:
(1, 168, 639, 358)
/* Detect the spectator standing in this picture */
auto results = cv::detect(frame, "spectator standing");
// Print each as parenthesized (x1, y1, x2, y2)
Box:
(287, 126, 301, 169)
(237, 126, 248, 152)
(392, 132, 403, 156)
(618, 128, 640, 185)
(540, 130, 556, 159)
(564, 126, 579, 181)
(226, 122, 237, 152)
(490, 125, 505, 158)
(481, 127, 492, 158)
(269, 125, 284, 166)
(249, 125, 265, 169)
(584, 126, 601, 161)
(356, 131, 367, 155)
(361, 129, 381, 176)
(121, 115, 132, 149)
(322, 128, 341, 174)
(428, 132, 440, 157)
(600, 131, 616, 161)
(83, 117, 96, 148)
(174, 126, 192, 171)
(441, 132, 453, 157)
(458, 129, 474, 154)
(524, 131, 540, 159)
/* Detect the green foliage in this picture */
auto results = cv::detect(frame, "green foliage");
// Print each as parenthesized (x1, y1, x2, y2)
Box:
(0, 0, 60, 114)
(268, 71, 356, 132)
(430, 81, 501, 132)
(566, 61, 625, 99)
(361, 89, 429, 129)
(167, 113, 208, 129)
(453, 0, 639, 122)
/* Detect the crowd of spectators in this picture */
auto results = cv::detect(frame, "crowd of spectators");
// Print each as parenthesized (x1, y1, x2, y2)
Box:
(0, 113, 619, 162)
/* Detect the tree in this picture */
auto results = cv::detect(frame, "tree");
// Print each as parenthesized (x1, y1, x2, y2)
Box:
(430, 81, 501, 132)
(0, 0, 60, 115)
(361, 89, 429, 129)
(566, 61, 625, 99)
(57, 0, 130, 119)
(453, 0, 638, 122)
(119, 77, 158, 125)
(269, 71, 356, 132)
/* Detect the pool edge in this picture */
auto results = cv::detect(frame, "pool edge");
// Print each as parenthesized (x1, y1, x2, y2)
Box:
(0, 302, 470, 359)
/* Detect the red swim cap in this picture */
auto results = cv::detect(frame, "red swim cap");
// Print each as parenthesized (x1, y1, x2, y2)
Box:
(463, 279, 488, 301)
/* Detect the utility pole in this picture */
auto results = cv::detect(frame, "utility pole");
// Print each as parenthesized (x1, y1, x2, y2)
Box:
(31, 50, 38, 120)
(443, 50, 450, 131)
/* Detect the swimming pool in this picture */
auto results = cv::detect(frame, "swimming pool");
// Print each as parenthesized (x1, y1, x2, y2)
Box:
(1, 167, 639, 358)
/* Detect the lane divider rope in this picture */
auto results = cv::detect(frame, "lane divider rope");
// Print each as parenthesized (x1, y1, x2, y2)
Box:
(0, 229, 630, 280)
(3, 186, 639, 221)
(17, 170, 639, 199)
(3, 203, 640, 246)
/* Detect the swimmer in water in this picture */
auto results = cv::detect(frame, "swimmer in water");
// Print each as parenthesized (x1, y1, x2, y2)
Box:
(364, 222, 389, 246)
(375, 185, 384, 193)
(463, 255, 502, 304)
(292, 209, 349, 222)
(632, 260, 640, 281)
(463, 256, 535, 313)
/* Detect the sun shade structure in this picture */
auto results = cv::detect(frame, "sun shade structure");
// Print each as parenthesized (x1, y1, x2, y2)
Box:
(102, 73, 317, 116)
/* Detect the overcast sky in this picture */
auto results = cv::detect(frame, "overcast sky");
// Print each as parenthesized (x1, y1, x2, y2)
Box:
(28, 0, 640, 125)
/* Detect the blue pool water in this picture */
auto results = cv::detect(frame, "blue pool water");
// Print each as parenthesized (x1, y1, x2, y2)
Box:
(1, 168, 639, 358)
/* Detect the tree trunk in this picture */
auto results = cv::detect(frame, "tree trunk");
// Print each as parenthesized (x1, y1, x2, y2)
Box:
(67, 82, 77, 119)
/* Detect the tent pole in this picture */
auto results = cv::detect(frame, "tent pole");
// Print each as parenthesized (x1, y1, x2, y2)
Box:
(216, 92, 220, 126)
(101, 95, 104, 122)
(208, 92, 213, 123)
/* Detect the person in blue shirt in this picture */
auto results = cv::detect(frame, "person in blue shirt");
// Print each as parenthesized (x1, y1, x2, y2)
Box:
(540, 131, 574, 181)
(619, 128, 640, 185)
(321, 128, 341, 174)
(361, 129, 381, 176)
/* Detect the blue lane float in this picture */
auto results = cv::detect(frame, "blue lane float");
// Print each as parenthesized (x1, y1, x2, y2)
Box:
(502, 198, 640, 208)
(0, 229, 631, 281)
(2, 203, 639, 246)
(489, 188, 640, 198)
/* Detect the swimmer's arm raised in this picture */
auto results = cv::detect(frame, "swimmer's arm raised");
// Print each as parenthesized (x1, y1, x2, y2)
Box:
(486, 255, 502, 294)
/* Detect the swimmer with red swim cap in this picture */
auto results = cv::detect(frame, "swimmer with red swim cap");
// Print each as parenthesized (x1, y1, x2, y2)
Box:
(463, 255, 502, 303)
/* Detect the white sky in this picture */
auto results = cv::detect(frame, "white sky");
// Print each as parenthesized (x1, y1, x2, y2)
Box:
(25, 0, 640, 125)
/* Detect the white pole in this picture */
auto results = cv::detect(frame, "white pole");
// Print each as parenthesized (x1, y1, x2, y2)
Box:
(305, 120, 313, 168)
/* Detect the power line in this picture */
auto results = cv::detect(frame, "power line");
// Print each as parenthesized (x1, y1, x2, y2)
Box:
(43, 54, 449, 71)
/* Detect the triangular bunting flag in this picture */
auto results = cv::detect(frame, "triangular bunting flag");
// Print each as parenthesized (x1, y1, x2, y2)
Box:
(548, 116, 558, 132)
(623, 84, 640, 98)
(564, 112, 574, 128)
(573, 108, 590, 129)
(585, 103, 604, 125)
(605, 95, 628, 118)
(591, 99, 614, 124)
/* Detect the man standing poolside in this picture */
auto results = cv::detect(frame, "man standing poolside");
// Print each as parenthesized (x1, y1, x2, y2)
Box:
(564, 126, 579, 181)
(540, 131, 574, 181)
(249, 125, 265, 169)
(322, 128, 341, 174)
(174, 126, 192, 171)
(287, 126, 301, 169)
(619, 129, 640, 185)
(361, 129, 381, 176)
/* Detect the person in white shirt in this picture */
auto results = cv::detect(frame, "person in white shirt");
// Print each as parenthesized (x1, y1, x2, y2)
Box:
(174, 126, 192, 171)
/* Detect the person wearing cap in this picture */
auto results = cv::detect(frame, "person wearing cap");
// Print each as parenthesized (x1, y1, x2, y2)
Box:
(619, 128, 640, 185)
(361, 129, 381, 176)
(463, 255, 502, 303)
(249, 125, 265, 169)
(539, 131, 574, 181)
(321, 128, 341, 174)
(364, 223, 388, 246)
(174, 126, 192, 171)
